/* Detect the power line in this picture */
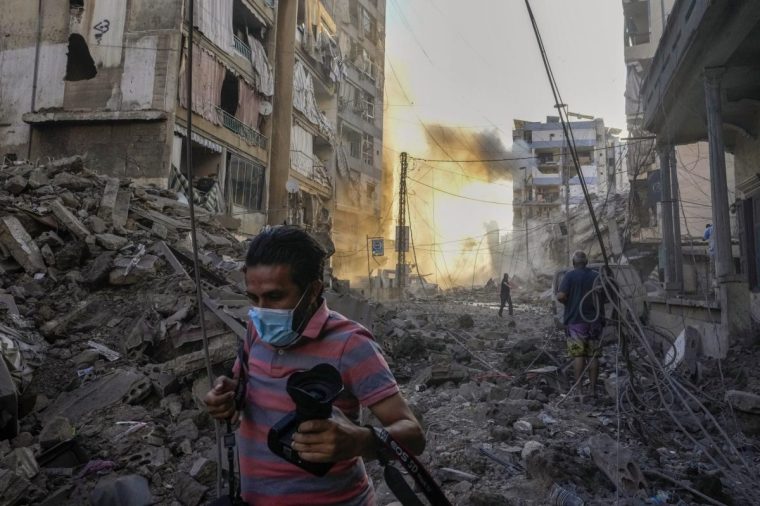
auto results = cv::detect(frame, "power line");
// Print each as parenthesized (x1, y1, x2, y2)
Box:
(408, 176, 513, 205)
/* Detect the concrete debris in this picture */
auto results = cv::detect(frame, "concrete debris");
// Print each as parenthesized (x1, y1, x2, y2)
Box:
(0, 155, 756, 505)
(0, 216, 46, 274)
(725, 390, 760, 415)
(91, 474, 153, 506)
(587, 434, 647, 493)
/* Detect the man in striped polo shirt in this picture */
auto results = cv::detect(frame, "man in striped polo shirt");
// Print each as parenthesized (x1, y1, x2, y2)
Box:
(205, 226, 425, 505)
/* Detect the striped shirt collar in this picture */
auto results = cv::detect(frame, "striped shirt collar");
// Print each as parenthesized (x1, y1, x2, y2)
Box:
(300, 298, 330, 340)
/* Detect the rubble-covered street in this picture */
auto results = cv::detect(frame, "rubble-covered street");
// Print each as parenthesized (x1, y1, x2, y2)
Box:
(2, 153, 757, 505)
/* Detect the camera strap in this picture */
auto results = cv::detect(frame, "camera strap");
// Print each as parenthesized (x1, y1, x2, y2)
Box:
(367, 426, 452, 506)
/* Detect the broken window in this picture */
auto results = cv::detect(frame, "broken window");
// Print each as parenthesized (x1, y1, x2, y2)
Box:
(361, 7, 377, 43)
(360, 91, 375, 121)
(65, 34, 97, 81)
(220, 71, 239, 116)
(342, 125, 362, 159)
(624, 2, 650, 47)
(227, 153, 265, 211)
(362, 133, 374, 166)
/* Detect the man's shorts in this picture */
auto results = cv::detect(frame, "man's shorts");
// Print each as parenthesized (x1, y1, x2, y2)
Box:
(566, 322, 603, 358)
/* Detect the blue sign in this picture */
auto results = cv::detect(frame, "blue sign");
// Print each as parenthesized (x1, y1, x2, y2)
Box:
(371, 238, 384, 256)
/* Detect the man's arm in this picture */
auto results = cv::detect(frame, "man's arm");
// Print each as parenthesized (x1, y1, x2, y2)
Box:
(292, 392, 424, 463)
(557, 291, 568, 304)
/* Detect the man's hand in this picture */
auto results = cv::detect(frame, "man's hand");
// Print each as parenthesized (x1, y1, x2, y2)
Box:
(291, 409, 372, 463)
(204, 376, 239, 421)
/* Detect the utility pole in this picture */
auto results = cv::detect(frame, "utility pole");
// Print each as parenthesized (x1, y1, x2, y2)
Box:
(396, 152, 408, 297)
(267, 0, 298, 225)
(562, 140, 571, 265)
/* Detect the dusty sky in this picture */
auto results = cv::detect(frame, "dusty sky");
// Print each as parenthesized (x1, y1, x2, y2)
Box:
(383, 0, 627, 152)
(380, 0, 626, 287)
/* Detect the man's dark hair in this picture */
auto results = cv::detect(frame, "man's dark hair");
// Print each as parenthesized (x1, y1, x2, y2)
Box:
(246, 226, 326, 291)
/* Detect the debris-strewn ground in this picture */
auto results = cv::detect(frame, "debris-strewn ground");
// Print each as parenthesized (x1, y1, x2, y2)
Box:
(0, 156, 758, 506)
(371, 290, 760, 505)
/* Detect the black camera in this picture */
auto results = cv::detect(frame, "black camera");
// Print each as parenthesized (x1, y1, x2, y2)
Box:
(267, 363, 344, 476)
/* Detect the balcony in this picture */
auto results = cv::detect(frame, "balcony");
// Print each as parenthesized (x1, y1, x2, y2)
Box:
(233, 35, 252, 61)
(290, 150, 332, 192)
(216, 107, 268, 149)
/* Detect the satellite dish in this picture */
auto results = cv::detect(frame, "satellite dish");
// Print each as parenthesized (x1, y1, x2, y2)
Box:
(259, 101, 273, 115)
(286, 179, 300, 194)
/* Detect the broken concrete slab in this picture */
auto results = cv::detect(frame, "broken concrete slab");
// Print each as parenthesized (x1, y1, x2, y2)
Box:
(86, 215, 107, 234)
(0, 216, 46, 274)
(51, 172, 93, 191)
(98, 177, 120, 223)
(27, 168, 49, 190)
(95, 233, 128, 251)
(725, 390, 760, 415)
(39, 416, 75, 450)
(4, 175, 27, 195)
(2, 447, 38, 479)
(113, 190, 131, 229)
(0, 468, 31, 505)
(587, 434, 646, 493)
(42, 369, 146, 423)
(90, 474, 153, 506)
(49, 200, 90, 241)
(173, 472, 207, 506)
(109, 254, 158, 285)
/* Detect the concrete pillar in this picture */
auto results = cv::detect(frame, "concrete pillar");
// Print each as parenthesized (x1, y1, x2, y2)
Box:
(668, 146, 684, 291)
(703, 68, 734, 280)
(267, 0, 298, 225)
(659, 144, 682, 293)
(704, 67, 751, 339)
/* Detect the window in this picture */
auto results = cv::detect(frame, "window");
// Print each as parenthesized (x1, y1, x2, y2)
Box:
(65, 34, 97, 81)
(361, 7, 377, 43)
(362, 133, 374, 166)
(228, 154, 265, 211)
(361, 91, 375, 120)
(220, 71, 239, 116)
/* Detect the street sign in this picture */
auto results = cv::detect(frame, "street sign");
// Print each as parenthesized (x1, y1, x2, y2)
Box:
(371, 238, 384, 256)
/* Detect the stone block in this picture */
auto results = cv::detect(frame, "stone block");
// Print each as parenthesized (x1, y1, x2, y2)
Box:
(173, 472, 207, 506)
(49, 200, 90, 240)
(86, 216, 107, 234)
(725, 390, 760, 415)
(109, 254, 158, 285)
(39, 416, 75, 450)
(4, 175, 27, 195)
(2, 447, 38, 479)
(27, 168, 50, 189)
(95, 233, 128, 251)
(0, 216, 46, 274)
(189, 457, 217, 485)
(97, 178, 119, 222)
(51, 172, 93, 191)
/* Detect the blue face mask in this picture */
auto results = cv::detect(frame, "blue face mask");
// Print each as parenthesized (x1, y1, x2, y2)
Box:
(249, 291, 309, 348)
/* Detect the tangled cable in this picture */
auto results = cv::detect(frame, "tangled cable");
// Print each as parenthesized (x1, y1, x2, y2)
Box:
(587, 268, 757, 504)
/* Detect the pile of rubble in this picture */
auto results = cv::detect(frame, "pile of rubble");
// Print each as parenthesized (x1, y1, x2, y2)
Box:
(371, 294, 760, 505)
(0, 156, 252, 505)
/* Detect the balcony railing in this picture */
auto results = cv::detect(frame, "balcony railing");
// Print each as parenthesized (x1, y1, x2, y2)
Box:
(216, 107, 268, 149)
(233, 35, 252, 61)
(290, 150, 332, 190)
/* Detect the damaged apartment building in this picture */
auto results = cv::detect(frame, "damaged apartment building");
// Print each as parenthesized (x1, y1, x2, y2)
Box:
(632, 0, 760, 354)
(510, 116, 623, 266)
(0, 0, 387, 267)
(622, 0, 737, 302)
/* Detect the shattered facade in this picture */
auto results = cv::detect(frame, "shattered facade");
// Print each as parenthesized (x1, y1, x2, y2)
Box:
(0, 0, 276, 236)
(321, 0, 387, 279)
(511, 116, 620, 223)
(639, 0, 760, 343)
